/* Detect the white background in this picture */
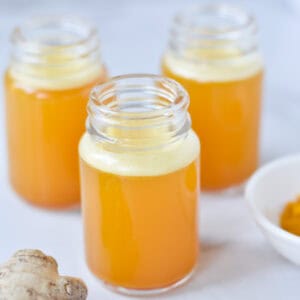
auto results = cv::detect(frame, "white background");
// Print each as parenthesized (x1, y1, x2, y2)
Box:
(0, 0, 300, 299)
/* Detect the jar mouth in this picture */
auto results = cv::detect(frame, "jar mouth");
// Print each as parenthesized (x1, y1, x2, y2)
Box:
(12, 15, 98, 52)
(89, 74, 189, 117)
(173, 3, 257, 41)
(87, 74, 191, 150)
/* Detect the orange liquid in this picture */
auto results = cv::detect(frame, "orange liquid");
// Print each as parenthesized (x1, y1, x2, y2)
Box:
(5, 72, 107, 209)
(162, 64, 263, 190)
(80, 159, 199, 290)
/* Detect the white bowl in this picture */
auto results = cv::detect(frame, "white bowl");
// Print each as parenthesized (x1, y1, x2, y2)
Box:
(245, 154, 300, 265)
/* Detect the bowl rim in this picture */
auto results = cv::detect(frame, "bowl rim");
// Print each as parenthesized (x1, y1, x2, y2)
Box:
(245, 153, 300, 245)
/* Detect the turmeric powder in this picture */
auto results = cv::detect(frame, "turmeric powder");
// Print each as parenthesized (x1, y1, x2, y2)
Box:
(280, 195, 300, 236)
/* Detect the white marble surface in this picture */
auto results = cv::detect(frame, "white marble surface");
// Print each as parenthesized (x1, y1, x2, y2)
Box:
(0, 0, 300, 299)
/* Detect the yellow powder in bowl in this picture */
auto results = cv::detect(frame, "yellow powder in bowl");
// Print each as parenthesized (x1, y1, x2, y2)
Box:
(280, 195, 300, 236)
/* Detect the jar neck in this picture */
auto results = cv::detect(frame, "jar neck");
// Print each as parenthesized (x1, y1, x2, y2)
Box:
(167, 4, 260, 64)
(9, 15, 103, 90)
(87, 74, 191, 152)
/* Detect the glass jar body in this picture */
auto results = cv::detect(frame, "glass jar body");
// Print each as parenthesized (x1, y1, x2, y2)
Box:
(79, 130, 200, 293)
(5, 70, 107, 208)
(162, 61, 263, 191)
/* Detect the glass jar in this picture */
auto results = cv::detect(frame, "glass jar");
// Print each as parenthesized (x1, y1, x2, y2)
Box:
(162, 4, 264, 191)
(5, 16, 108, 209)
(79, 74, 200, 295)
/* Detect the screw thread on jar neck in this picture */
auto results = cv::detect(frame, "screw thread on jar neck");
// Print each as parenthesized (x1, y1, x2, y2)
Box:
(167, 4, 262, 76)
(87, 74, 191, 151)
(9, 15, 103, 90)
(169, 3, 258, 60)
(164, 4, 263, 83)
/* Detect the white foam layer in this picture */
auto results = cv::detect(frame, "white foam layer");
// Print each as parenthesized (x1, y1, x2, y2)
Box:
(9, 53, 104, 90)
(164, 48, 263, 82)
(79, 130, 200, 177)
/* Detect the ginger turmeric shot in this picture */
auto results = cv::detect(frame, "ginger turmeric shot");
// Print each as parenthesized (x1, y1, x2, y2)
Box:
(79, 74, 200, 295)
(5, 16, 108, 209)
(162, 4, 263, 190)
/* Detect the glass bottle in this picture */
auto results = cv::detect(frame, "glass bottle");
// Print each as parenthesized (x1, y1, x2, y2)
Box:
(79, 74, 200, 295)
(5, 16, 108, 208)
(162, 4, 264, 191)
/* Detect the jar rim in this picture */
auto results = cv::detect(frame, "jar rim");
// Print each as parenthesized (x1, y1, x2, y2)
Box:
(12, 15, 98, 52)
(172, 3, 257, 41)
(89, 73, 189, 118)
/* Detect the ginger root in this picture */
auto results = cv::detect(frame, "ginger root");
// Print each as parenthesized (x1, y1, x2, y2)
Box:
(0, 249, 87, 300)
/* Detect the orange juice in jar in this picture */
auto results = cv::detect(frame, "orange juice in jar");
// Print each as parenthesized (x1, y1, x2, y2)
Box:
(162, 4, 264, 191)
(5, 16, 108, 209)
(79, 75, 200, 295)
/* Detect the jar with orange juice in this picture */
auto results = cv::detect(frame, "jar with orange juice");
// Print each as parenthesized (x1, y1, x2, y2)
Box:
(79, 74, 200, 295)
(5, 16, 108, 209)
(162, 4, 264, 191)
